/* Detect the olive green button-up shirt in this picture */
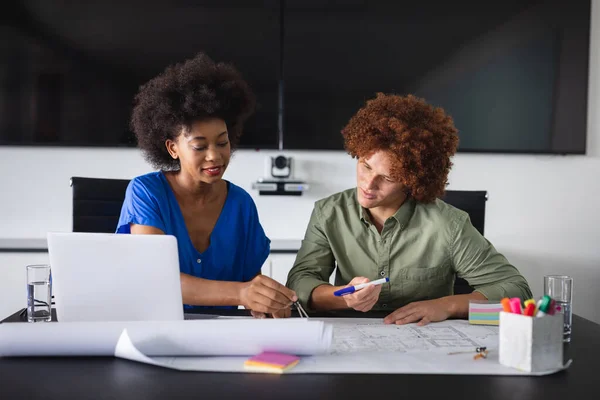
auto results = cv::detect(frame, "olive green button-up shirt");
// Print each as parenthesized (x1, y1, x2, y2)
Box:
(286, 188, 532, 310)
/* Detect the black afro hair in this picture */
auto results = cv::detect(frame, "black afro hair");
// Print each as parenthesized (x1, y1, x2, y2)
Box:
(130, 52, 256, 170)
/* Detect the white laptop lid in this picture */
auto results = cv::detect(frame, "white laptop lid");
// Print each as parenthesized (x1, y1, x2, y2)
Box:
(47, 232, 184, 322)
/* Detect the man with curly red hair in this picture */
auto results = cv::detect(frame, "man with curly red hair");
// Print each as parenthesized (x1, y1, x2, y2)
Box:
(287, 93, 532, 325)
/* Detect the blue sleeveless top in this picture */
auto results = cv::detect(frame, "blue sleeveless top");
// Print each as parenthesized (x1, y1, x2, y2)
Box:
(116, 171, 270, 311)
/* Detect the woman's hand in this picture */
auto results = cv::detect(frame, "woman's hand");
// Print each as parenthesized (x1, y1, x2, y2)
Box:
(240, 275, 297, 315)
(250, 308, 292, 319)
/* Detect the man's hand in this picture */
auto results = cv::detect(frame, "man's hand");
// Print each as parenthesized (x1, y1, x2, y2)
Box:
(340, 277, 382, 312)
(383, 298, 451, 326)
(240, 275, 297, 315)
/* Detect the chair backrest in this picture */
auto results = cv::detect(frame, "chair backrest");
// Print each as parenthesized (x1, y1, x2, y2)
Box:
(440, 190, 487, 235)
(70, 177, 131, 233)
(440, 190, 488, 294)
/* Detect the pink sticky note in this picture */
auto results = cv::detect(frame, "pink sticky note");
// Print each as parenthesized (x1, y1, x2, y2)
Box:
(245, 352, 300, 368)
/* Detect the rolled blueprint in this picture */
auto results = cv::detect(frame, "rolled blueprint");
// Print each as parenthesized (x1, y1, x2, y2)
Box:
(0, 319, 332, 357)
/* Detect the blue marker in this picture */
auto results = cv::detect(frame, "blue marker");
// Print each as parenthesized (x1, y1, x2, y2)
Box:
(333, 277, 389, 296)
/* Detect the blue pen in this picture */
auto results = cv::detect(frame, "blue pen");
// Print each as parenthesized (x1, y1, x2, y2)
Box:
(333, 277, 389, 296)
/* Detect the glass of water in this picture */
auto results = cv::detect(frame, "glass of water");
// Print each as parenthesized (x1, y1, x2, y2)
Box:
(26, 264, 52, 322)
(544, 275, 573, 342)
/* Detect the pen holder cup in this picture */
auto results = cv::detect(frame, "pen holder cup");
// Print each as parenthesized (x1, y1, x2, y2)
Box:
(498, 311, 563, 373)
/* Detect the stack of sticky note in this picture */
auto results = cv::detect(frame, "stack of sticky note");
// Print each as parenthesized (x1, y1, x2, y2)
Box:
(468, 300, 503, 325)
(243, 351, 300, 374)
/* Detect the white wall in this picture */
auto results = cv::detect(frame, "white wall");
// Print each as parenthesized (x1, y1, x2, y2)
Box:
(1, 1, 599, 322)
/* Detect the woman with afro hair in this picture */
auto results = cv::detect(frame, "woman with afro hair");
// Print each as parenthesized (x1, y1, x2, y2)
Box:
(117, 53, 296, 317)
(287, 93, 531, 325)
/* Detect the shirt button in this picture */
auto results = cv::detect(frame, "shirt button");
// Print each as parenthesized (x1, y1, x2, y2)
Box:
(380, 271, 385, 277)
(197, 259, 202, 264)
(382, 304, 387, 308)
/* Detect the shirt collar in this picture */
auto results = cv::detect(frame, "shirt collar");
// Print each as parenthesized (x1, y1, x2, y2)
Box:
(358, 191, 416, 229)
(392, 196, 416, 228)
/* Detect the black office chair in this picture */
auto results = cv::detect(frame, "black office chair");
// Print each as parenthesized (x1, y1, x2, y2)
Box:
(440, 190, 488, 295)
(70, 177, 131, 233)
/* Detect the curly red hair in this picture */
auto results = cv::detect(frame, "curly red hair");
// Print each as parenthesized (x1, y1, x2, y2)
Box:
(342, 93, 459, 203)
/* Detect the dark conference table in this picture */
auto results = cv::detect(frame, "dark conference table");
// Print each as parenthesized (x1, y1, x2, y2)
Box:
(1, 308, 598, 400)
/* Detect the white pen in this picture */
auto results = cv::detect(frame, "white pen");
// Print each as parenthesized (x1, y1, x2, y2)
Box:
(333, 277, 389, 296)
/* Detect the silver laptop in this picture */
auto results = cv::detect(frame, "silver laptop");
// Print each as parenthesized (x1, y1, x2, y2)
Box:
(47, 232, 184, 322)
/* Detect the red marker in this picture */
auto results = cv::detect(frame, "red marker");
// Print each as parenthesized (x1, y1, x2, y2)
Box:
(523, 303, 536, 316)
(547, 299, 557, 315)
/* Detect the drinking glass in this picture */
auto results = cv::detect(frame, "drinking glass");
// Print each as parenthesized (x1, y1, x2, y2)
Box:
(26, 264, 52, 322)
(544, 275, 573, 342)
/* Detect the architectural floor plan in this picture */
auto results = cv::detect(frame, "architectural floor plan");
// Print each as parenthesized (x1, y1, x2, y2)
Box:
(329, 318, 498, 354)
